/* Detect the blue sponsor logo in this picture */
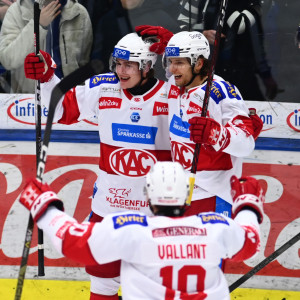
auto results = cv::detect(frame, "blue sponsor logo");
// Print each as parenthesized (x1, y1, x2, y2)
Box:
(202, 82, 226, 104)
(221, 81, 241, 100)
(112, 123, 157, 144)
(130, 112, 140, 123)
(90, 74, 118, 88)
(112, 47, 130, 60)
(169, 114, 190, 138)
(165, 47, 180, 57)
(199, 213, 229, 225)
(113, 214, 148, 229)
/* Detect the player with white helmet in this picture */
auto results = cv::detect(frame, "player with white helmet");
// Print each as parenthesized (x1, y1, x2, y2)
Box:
(136, 26, 261, 219)
(19, 161, 265, 299)
(24, 32, 171, 300)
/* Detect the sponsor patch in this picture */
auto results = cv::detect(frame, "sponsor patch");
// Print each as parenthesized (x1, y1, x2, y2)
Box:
(90, 74, 118, 88)
(112, 123, 157, 144)
(99, 97, 122, 109)
(112, 47, 130, 60)
(222, 81, 241, 100)
(202, 82, 225, 104)
(187, 101, 202, 115)
(168, 85, 180, 99)
(113, 214, 148, 229)
(153, 102, 168, 115)
(165, 47, 180, 57)
(169, 114, 190, 138)
(199, 213, 229, 225)
(152, 226, 207, 238)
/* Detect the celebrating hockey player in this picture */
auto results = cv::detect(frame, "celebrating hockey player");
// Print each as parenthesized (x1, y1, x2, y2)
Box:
(24, 33, 171, 299)
(136, 26, 262, 217)
(19, 161, 265, 300)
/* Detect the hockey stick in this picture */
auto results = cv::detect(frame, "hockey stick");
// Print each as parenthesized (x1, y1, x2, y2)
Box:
(33, 0, 45, 277)
(14, 60, 103, 300)
(187, 0, 228, 204)
(229, 231, 300, 292)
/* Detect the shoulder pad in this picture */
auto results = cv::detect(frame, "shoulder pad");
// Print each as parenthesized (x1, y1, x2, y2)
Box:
(89, 73, 118, 88)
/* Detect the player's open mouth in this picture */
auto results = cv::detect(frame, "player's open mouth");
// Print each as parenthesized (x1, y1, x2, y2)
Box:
(120, 77, 130, 81)
(174, 75, 182, 80)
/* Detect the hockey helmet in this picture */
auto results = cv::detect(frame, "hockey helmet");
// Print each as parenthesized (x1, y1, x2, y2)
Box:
(110, 33, 157, 71)
(145, 162, 190, 206)
(163, 31, 210, 68)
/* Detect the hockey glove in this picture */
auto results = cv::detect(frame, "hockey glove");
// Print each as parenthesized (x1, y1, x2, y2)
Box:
(188, 117, 230, 151)
(19, 178, 64, 222)
(249, 108, 263, 140)
(230, 175, 265, 223)
(135, 25, 173, 55)
(24, 50, 56, 83)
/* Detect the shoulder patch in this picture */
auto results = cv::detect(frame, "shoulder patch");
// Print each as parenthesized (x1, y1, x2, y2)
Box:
(89, 74, 118, 88)
(221, 81, 242, 100)
(112, 214, 148, 229)
(202, 81, 226, 104)
(199, 213, 229, 225)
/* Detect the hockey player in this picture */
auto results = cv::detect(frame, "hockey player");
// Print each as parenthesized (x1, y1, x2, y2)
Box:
(24, 33, 171, 299)
(136, 26, 261, 217)
(19, 161, 265, 300)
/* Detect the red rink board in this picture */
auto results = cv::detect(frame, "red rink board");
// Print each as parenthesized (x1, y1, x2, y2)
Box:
(0, 153, 299, 279)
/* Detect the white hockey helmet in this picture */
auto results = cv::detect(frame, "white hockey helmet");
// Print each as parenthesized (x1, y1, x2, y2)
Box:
(145, 161, 190, 206)
(110, 32, 157, 71)
(163, 31, 210, 67)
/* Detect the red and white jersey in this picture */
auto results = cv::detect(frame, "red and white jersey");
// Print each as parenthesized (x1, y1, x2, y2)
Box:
(167, 75, 255, 203)
(38, 207, 260, 300)
(41, 74, 171, 216)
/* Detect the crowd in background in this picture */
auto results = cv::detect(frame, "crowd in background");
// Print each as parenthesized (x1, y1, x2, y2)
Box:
(0, 0, 299, 101)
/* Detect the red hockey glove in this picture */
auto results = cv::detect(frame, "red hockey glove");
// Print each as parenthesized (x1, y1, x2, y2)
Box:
(24, 50, 56, 83)
(249, 108, 263, 140)
(19, 178, 64, 222)
(230, 175, 265, 224)
(135, 25, 173, 55)
(188, 117, 230, 151)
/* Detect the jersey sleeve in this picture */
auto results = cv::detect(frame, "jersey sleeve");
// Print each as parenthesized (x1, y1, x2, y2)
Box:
(217, 79, 255, 157)
(223, 210, 261, 261)
(40, 74, 101, 124)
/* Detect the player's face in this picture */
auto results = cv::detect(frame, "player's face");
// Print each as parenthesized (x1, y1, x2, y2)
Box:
(115, 59, 141, 89)
(168, 58, 193, 87)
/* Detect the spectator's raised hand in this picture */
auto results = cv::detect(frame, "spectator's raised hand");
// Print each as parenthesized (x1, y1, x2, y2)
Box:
(40, 0, 61, 28)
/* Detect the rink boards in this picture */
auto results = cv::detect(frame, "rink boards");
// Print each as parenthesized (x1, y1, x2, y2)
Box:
(0, 95, 300, 298)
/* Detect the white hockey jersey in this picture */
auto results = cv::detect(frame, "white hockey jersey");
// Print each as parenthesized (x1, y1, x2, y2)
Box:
(41, 73, 171, 216)
(38, 207, 260, 300)
(167, 75, 255, 203)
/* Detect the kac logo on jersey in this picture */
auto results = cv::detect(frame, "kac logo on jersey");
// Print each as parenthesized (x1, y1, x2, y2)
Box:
(109, 148, 157, 177)
(169, 115, 190, 138)
(171, 141, 194, 170)
(165, 46, 180, 57)
(112, 47, 130, 60)
(200, 213, 229, 225)
(112, 123, 157, 144)
(130, 112, 140, 123)
(90, 74, 118, 88)
(113, 214, 148, 229)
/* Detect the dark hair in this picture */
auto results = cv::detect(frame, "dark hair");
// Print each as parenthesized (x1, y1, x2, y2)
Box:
(198, 56, 210, 79)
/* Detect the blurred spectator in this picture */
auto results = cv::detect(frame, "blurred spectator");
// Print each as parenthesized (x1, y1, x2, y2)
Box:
(0, 0, 14, 92)
(79, 0, 181, 77)
(178, 0, 278, 101)
(0, 0, 92, 93)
